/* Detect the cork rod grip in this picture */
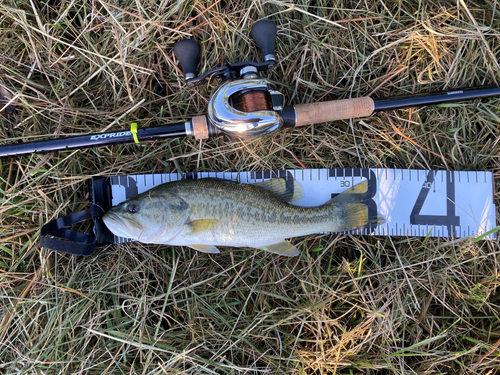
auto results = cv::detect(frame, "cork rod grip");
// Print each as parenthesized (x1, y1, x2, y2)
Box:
(192, 115, 210, 139)
(294, 96, 374, 126)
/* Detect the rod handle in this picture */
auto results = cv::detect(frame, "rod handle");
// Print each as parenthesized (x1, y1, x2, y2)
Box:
(250, 20, 277, 61)
(173, 39, 200, 79)
(293, 97, 374, 126)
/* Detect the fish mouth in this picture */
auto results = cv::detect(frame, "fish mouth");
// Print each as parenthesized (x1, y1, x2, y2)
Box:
(102, 211, 138, 239)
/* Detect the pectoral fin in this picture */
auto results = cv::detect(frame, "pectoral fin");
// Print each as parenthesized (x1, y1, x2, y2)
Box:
(187, 218, 221, 234)
(189, 244, 220, 254)
(259, 241, 300, 257)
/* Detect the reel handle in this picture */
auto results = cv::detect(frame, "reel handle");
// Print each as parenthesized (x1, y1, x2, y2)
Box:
(250, 20, 277, 61)
(173, 39, 200, 79)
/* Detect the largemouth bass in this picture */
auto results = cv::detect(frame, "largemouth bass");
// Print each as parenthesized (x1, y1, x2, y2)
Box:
(102, 178, 379, 256)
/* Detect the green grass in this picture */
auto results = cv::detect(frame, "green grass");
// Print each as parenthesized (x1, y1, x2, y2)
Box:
(1, 0, 500, 373)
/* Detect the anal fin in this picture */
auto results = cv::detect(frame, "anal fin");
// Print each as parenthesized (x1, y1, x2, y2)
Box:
(189, 244, 220, 254)
(259, 241, 300, 257)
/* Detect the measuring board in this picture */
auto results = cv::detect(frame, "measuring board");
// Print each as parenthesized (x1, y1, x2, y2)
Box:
(105, 168, 497, 242)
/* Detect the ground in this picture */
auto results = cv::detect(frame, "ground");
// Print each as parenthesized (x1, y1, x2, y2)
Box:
(1, 1, 500, 374)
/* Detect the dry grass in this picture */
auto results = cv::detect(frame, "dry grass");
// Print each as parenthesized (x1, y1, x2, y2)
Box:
(1, 0, 500, 374)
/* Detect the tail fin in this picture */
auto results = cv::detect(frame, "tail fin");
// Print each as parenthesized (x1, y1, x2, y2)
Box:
(327, 180, 384, 232)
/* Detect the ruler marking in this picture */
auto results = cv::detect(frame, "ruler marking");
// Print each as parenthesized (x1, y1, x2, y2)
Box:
(446, 170, 459, 236)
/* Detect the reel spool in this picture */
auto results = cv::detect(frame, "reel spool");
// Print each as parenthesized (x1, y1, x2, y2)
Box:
(233, 91, 271, 113)
(174, 20, 285, 138)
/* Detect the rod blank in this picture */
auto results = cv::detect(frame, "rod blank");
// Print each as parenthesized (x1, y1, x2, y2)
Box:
(373, 86, 500, 112)
(0, 123, 187, 158)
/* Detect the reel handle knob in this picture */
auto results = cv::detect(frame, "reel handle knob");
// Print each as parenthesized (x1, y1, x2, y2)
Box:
(173, 39, 200, 80)
(250, 20, 277, 62)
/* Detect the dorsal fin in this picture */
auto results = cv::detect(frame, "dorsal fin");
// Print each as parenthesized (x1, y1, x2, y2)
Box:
(251, 178, 304, 202)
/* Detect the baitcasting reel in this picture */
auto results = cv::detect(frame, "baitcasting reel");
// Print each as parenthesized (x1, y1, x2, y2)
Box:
(173, 20, 285, 138)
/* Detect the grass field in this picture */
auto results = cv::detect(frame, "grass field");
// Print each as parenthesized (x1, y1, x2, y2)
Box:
(1, 0, 500, 374)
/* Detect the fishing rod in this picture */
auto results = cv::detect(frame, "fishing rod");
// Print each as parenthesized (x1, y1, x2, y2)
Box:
(1, 20, 500, 158)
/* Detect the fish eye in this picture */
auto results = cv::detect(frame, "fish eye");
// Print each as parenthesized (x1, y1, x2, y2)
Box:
(127, 203, 140, 214)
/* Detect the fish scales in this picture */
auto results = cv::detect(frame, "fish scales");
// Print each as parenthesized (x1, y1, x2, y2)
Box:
(169, 179, 339, 237)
